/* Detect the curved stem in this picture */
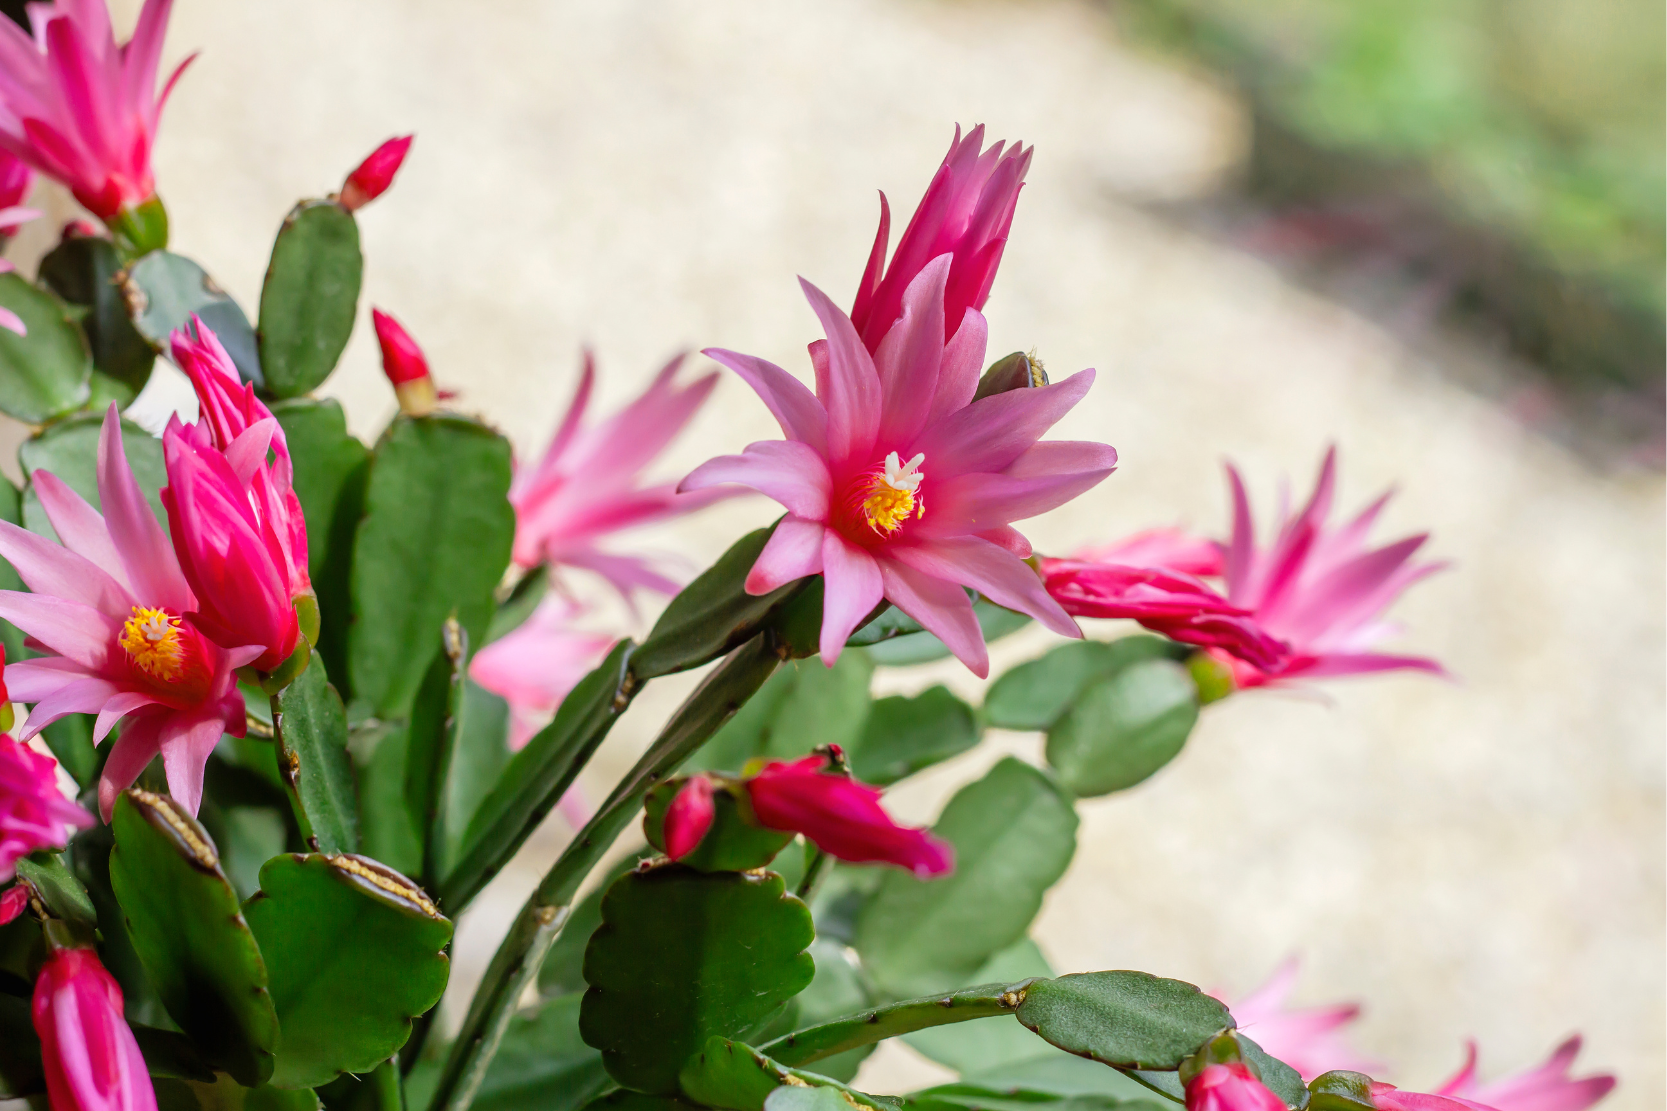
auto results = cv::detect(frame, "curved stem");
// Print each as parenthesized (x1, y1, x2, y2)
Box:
(757, 980, 1033, 1068)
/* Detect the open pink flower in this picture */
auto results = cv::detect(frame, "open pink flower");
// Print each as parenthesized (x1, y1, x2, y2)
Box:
(850, 125, 1030, 353)
(682, 260, 1114, 677)
(1, 702, 93, 881)
(1436, 1037, 1615, 1111)
(1223, 959, 1380, 1081)
(510, 352, 728, 604)
(0, 0, 191, 220)
(33, 946, 157, 1111)
(0, 407, 261, 820)
(467, 596, 614, 750)
(745, 751, 952, 876)
(1186, 1063, 1288, 1111)
(161, 319, 308, 672)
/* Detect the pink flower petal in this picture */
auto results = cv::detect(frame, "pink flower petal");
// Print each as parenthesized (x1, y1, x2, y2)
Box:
(702, 347, 828, 456)
(873, 254, 949, 448)
(894, 536, 1076, 638)
(97, 712, 163, 822)
(31, 469, 127, 588)
(876, 557, 987, 677)
(679, 440, 830, 520)
(911, 368, 1095, 477)
(746, 515, 825, 595)
(98, 407, 191, 613)
(799, 278, 880, 470)
(818, 532, 882, 663)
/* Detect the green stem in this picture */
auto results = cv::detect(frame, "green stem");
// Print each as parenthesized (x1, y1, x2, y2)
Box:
(793, 846, 830, 903)
(757, 980, 1032, 1067)
(425, 635, 783, 1111)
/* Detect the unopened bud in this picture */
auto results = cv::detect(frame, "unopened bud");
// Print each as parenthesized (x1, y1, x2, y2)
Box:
(0, 882, 26, 925)
(972, 349, 1047, 402)
(662, 777, 716, 861)
(340, 135, 413, 212)
(372, 308, 438, 416)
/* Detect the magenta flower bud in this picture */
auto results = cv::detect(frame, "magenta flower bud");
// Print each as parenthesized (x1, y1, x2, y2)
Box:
(850, 125, 1031, 353)
(0, 0, 190, 222)
(372, 308, 439, 417)
(340, 136, 413, 212)
(743, 752, 952, 876)
(0, 881, 27, 924)
(33, 947, 158, 1111)
(662, 777, 716, 861)
(1186, 1064, 1287, 1111)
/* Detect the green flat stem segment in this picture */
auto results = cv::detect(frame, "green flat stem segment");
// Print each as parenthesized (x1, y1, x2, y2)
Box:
(758, 981, 1034, 1067)
(425, 634, 782, 1111)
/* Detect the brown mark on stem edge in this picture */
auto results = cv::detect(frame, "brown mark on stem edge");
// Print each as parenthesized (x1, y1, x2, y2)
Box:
(128, 788, 218, 871)
(326, 853, 443, 919)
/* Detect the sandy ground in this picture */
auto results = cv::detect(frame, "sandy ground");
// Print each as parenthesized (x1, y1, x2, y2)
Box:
(6, 0, 1660, 1105)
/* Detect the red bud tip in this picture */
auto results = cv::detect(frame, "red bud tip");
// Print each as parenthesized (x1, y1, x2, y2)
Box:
(340, 135, 412, 211)
(663, 777, 716, 861)
(372, 308, 431, 386)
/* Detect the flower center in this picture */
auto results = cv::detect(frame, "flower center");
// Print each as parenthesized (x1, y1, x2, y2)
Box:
(855, 452, 925, 537)
(120, 607, 185, 681)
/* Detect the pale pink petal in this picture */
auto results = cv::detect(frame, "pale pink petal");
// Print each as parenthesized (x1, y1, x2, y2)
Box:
(4, 656, 94, 701)
(892, 536, 1077, 638)
(926, 308, 988, 426)
(98, 712, 163, 822)
(157, 712, 223, 816)
(916, 444, 1117, 536)
(31, 469, 127, 588)
(678, 440, 831, 520)
(911, 368, 1095, 477)
(702, 347, 827, 456)
(1223, 463, 1256, 603)
(0, 591, 117, 669)
(818, 532, 882, 663)
(0, 306, 22, 335)
(94, 690, 156, 741)
(17, 675, 119, 736)
(97, 407, 190, 612)
(875, 556, 987, 677)
(799, 278, 880, 469)
(746, 515, 825, 595)
(873, 254, 948, 448)
(0, 517, 128, 614)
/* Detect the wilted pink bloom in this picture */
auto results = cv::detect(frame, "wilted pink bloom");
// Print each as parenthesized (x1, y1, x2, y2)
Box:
(1436, 1037, 1615, 1111)
(339, 135, 412, 212)
(662, 776, 715, 861)
(683, 260, 1114, 676)
(1185, 1063, 1288, 1111)
(33, 946, 157, 1111)
(1, 731, 93, 882)
(467, 596, 614, 750)
(0, 881, 26, 923)
(1223, 959, 1380, 1081)
(512, 353, 727, 604)
(850, 126, 1030, 353)
(745, 751, 952, 876)
(0, 407, 261, 820)
(161, 320, 307, 672)
(1212, 448, 1446, 688)
(0, 0, 191, 220)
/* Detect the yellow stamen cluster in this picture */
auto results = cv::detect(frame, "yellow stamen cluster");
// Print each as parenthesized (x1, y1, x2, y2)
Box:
(120, 606, 184, 680)
(860, 451, 926, 536)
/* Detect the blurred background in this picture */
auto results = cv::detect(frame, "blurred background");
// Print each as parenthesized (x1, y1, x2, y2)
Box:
(3, 0, 1660, 1106)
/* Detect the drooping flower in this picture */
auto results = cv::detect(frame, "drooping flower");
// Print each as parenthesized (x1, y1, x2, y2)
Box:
(682, 259, 1115, 676)
(33, 946, 158, 1111)
(1223, 959, 1381, 1081)
(161, 319, 309, 672)
(467, 596, 615, 750)
(1435, 1038, 1616, 1111)
(0, 0, 191, 223)
(1042, 449, 1445, 689)
(1, 729, 93, 881)
(850, 125, 1030, 353)
(1185, 1063, 1289, 1111)
(661, 776, 716, 862)
(371, 307, 439, 417)
(511, 352, 729, 604)
(744, 751, 953, 876)
(0, 407, 261, 820)
(339, 135, 412, 212)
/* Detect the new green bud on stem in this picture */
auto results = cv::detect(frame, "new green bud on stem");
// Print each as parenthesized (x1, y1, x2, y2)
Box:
(109, 195, 169, 260)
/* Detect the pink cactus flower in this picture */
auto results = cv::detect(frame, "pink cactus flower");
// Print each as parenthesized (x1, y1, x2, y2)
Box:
(467, 596, 615, 751)
(0, 407, 262, 821)
(744, 750, 953, 876)
(662, 776, 716, 861)
(33, 946, 157, 1111)
(0, 147, 33, 210)
(339, 135, 412, 212)
(511, 352, 728, 605)
(850, 125, 1030, 353)
(1223, 959, 1381, 1081)
(1186, 1063, 1289, 1111)
(1368, 1081, 1499, 1111)
(682, 261, 1114, 677)
(1, 731, 93, 882)
(0, 0, 191, 220)
(0, 880, 26, 923)
(1436, 1037, 1616, 1111)
(161, 320, 308, 672)
(1071, 526, 1225, 578)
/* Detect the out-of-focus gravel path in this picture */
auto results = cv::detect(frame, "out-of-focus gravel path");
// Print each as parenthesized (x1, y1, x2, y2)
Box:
(13, 0, 1655, 1103)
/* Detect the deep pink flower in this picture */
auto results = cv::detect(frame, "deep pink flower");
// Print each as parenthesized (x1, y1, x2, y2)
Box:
(662, 776, 715, 861)
(511, 352, 728, 604)
(339, 135, 412, 212)
(1186, 1063, 1288, 1111)
(1223, 959, 1380, 1081)
(682, 260, 1114, 677)
(850, 126, 1030, 353)
(0, 880, 26, 923)
(1072, 527, 1225, 578)
(744, 751, 952, 876)
(1435, 1038, 1616, 1111)
(161, 320, 308, 672)
(0, 0, 191, 220)
(1, 730, 93, 882)
(372, 307, 430, 385)
(1368, 1081, 1498, 1111)
(0, 407, 261, 820)
(33, 947, 157, 1111)
(467, 596, 614, 750)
